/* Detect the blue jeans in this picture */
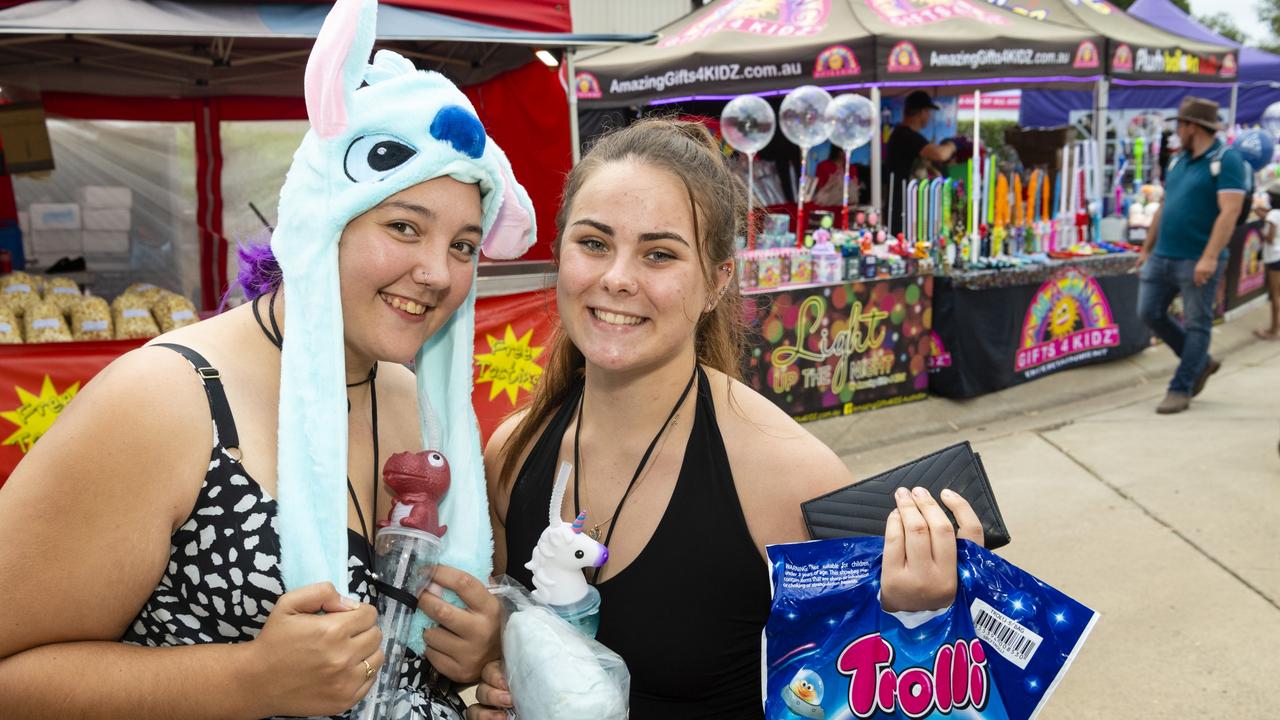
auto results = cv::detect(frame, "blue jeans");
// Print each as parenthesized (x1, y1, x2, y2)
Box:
(1138, 255, 1225, 395)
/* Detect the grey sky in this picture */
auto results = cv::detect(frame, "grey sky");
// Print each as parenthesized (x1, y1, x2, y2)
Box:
(1187, 0, 1269, 42)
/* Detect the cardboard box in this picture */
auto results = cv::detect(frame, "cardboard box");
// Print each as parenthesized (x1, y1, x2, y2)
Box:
(79, 185, 133, 209)
(31, 229, 83, 255)
(0, 102, 55, 175)
(82, 230, 130, 254)
(29, 203, 81, 231)
(83, 207, 131, 231)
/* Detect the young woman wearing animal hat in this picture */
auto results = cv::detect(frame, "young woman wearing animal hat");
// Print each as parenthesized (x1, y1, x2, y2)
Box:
(0, 0, 536, 717)
(468, 119, 984, 719)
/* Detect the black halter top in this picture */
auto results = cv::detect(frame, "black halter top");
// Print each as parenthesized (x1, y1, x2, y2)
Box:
(503, 367, 771, 719)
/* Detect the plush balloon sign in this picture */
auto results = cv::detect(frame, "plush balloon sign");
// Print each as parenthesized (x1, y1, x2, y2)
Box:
(824, 93, 876, 151)
(721, 95, 776, 155)
(721, 95, 777, 248)
(780, 85, 834, 148)
(823, 94, 877, 227)
(780, 86, 835, 238)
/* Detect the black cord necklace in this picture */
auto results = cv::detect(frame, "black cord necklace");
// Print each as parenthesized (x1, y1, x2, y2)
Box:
(253, 290, 380, 552)
(573, 364, 698, 584)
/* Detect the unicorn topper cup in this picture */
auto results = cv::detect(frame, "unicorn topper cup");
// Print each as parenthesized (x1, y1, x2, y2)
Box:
(524, 463, 609, 635)
(268, 0, 534, 673)
(496, 463, 625, 719)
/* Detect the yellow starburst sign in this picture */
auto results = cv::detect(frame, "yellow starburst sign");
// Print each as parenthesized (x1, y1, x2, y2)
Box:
(2, 376, 80, 453)
(475, 325, 545, 406)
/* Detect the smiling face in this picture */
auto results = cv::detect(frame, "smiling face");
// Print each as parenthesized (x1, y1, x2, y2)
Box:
(556, 159, 729, 375)
(337, 175, 482, 368)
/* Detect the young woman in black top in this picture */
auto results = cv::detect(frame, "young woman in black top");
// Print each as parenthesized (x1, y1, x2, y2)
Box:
(468, 120, 983, 719)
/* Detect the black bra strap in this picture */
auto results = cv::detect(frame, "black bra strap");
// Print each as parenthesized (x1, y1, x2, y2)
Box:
(151, 343, 241, 454)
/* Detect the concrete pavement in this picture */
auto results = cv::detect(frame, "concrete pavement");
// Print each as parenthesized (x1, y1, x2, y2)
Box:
(814, 301, 1280, 718)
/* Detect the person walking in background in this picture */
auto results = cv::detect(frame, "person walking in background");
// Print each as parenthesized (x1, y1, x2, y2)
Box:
(1253, 186, 1280, 342)
(1136, 97, 1248, 415)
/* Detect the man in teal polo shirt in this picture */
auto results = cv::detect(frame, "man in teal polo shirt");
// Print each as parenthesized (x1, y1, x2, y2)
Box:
(1137, 96, 1248, 414)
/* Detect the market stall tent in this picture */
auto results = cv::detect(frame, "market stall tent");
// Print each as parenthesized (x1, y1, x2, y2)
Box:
(1019, 0, 1280, 126)
(574, 0, 1107, 109)
(575, 0, 1110, 224)
(978, 0, 1236, 212)
(0, 0, 650, 307)
(981, 0, 1235, 85)
(1128, 0, 1278, 85)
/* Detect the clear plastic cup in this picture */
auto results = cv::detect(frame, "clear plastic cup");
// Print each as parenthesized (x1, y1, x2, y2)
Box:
(353, 527, 442, 720)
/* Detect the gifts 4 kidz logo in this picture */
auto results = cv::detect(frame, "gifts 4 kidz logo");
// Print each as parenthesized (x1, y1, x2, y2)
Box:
(1073, 40, 1101, 69)
(1015, 269, 1119, 374)
(574, 72, 602, 99)
(814, 44, 861, 78)
(659, 0, 829, 47)
(1112, 43, 1134, 72)
(886, 41, 923, 73)
(837, 633, 990, 717)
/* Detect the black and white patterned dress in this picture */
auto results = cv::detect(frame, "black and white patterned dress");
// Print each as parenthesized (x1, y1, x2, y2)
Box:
(122, 344, 465, 720)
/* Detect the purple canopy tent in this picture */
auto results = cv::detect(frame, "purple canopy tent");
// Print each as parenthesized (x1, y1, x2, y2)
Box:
(1021, 0, 1280, 127)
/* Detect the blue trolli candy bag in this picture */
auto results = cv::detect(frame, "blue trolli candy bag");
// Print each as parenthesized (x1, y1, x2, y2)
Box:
(764, 537, 1097, 719)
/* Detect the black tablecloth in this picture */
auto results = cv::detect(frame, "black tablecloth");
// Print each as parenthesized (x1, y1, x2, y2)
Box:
(929, 255, 1151, 398)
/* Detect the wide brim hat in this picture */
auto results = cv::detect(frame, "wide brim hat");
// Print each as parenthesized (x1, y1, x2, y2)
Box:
(269, 0, 535, 650)
(1172, 96, 1222, 132)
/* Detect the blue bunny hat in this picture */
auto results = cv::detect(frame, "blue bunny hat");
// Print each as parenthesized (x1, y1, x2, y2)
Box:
(271, 0, 535, 640)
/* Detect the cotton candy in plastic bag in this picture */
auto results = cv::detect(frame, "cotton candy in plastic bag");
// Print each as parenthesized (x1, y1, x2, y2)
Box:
(493, 576, 629, 720)
(763, 537, 1097, 719)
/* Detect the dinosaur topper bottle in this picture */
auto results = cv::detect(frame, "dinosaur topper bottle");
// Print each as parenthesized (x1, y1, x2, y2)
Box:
(355, 450, 450, 720)
(524, 462, 610, 637)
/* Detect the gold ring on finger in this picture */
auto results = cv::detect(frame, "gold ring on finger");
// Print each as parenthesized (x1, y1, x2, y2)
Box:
(362, 658, 374, 680)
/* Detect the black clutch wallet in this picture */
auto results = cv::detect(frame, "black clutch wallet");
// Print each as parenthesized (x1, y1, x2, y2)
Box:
(801, 441, 1010, 550)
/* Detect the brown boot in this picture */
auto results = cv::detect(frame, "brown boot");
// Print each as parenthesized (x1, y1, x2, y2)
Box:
(1156, 392, 1191, 414)
(1192, 358, 1220, 398)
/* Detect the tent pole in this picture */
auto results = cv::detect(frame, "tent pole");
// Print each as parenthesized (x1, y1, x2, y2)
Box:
(1094, 77, 1108, 213)
(1228, 83, 1238, 129)
(871, 85, 882, 217)
(195, 100, 226, 311)
(566, 49, 582, 164)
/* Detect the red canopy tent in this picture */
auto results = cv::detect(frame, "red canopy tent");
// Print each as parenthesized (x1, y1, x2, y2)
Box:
(0, 0, 643, 308)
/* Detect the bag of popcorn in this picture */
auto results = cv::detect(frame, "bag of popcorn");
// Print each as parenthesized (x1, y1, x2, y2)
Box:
(0, 307, 21, 344)
(71, 296, 114, 341)
(22, 300, 73, 343)
(113, 293, 161, 340)
(153, 291, 199, 333)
